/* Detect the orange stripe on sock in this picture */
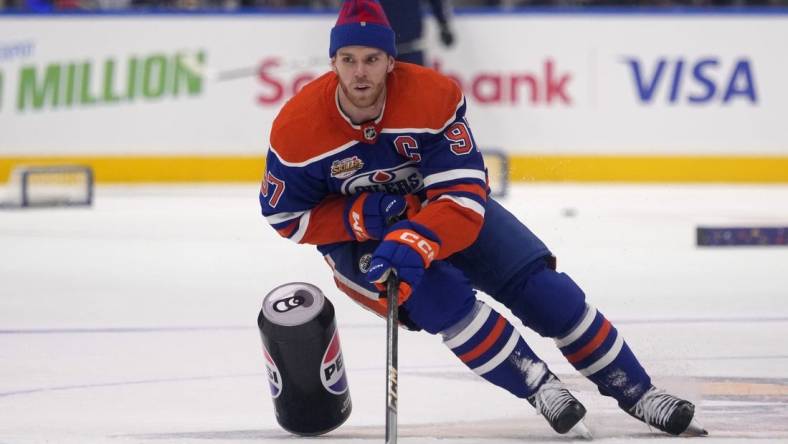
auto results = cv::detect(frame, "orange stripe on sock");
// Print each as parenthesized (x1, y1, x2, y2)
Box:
(459, 315, 506, 363)
(565, 318, 612, 364)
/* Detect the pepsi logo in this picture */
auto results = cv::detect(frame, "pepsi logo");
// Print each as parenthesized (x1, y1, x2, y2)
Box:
(320, 330, 348, 395)
(263, 344, 283, 398)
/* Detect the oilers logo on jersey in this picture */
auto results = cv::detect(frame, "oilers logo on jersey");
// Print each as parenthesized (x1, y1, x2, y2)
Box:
(341, 162, 422, 195)
(358, 253, 373, 273)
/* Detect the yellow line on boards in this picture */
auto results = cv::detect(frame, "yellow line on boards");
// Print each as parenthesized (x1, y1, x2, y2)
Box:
(508, 155, 788, 183)
(0, 156, 266, 183)
(1, 155, 788, 183)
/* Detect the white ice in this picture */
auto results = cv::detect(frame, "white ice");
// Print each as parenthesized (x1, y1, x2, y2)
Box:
(1, 184, 787, 443)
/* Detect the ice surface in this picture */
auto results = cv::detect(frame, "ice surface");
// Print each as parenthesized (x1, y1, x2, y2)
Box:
(1, 184, 787, 443)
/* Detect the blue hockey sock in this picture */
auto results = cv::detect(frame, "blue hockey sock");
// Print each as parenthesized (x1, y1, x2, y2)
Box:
(441, 300, 550, 398)
(555, 303, 651, 409)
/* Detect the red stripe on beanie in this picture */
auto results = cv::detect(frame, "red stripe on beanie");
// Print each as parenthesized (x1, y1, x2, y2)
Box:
(335, 0, 391, 27)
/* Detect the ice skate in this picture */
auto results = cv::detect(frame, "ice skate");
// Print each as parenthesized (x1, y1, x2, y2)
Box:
(628, 386, 708, 436)
(528, 375, 592, 438)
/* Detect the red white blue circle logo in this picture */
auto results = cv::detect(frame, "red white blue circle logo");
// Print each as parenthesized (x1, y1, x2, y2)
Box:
(320, 330, 348, 395)
(263, 344, 282, 399)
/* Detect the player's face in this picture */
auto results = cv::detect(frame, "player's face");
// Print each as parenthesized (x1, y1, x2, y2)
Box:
(332, 46, 394, 109)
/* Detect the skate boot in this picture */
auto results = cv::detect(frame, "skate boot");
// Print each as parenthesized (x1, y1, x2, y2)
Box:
(628, 386, 708, 436)
(527, 375, 592, 438)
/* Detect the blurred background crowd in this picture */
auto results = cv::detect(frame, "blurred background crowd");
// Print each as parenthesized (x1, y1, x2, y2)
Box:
(1, 0, 786, 12)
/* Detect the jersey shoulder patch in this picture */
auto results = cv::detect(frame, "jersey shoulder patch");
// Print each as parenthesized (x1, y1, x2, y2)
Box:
(383, 63, 464, 132)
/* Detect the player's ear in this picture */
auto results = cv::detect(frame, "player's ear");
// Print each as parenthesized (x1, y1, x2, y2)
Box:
(330, 57, 338, 75)
(386, 55, 395, 73)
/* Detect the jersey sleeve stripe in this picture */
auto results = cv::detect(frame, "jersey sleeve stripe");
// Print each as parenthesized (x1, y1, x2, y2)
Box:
(435, 194, 486, 218)
(265, 210, 307, 225)
(288, 210, 311, 243)
(423, 168, 487, 188)
(444, 191, 487, 208)
(269, 140, 358, 168)
(426, 183, 488, 202)
(276, 220, 299, 238)
(325, 254, 380, 301)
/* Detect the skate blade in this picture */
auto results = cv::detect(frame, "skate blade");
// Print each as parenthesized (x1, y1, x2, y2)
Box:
(683, 418, 709, 436)
(569, 420, 593, 440)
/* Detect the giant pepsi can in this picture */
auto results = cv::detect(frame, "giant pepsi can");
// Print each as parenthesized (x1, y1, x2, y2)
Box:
(257, 282, 352, 436)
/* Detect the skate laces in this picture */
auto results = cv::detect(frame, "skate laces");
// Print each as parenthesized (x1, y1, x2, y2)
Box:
(533, 381, 575, 423)
(633, 388, 682, 429)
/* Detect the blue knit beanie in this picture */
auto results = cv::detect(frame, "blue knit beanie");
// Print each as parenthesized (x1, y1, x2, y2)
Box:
(329, 0, 397, 58)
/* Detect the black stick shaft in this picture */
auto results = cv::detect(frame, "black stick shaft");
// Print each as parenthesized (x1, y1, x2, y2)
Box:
(385, 275, 399, 444)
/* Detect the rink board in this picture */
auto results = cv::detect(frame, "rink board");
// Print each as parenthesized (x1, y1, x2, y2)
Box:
(1, 12, 787, 183)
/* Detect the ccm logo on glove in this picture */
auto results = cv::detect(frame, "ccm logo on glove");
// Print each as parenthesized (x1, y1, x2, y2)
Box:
(388, 229, 439, 266)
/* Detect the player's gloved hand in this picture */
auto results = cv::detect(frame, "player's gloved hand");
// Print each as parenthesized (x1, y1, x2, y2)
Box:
(439, 24, 455, 47)
(366, 220, 441, 306)
(345, 193, 407, 242)
(345, 193, 422, 241)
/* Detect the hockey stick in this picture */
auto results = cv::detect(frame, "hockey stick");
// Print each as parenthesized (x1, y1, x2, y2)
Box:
(385, 273, 399, 444)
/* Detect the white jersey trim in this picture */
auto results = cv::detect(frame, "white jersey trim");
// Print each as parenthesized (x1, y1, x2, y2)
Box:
(269, 94, 466, 168)
(578, 335, 624, 377)
(325, 254, 380, 301)
(436, 195, 486, 218)
(443, 303, 492, 349)
(265, 210, 306, 225)
(423, 168, 487, 188)
(473, 329, 519, 376)
(288, 210, 311, 243)
(269, 141, 357, 168)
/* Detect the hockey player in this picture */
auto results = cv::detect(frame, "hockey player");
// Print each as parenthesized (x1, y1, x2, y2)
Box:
(260, 0, 707, 437)
(380, 0, 455, 66)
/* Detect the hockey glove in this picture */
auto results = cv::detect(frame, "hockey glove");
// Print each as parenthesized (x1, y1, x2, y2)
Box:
(366, 220, 441, 306)
(345, 193, 420, 242)
(439, 24, 455, 47)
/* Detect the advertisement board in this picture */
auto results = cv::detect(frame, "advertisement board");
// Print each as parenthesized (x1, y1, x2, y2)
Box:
(1, 12, 786, 182)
